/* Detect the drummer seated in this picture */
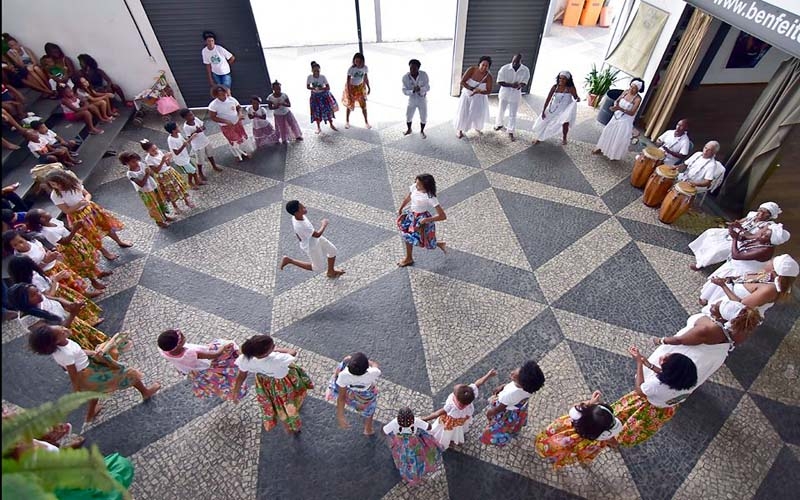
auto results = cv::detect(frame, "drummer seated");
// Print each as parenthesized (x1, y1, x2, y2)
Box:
(673, 141, 724, 193)
(654, 119, 691, 165)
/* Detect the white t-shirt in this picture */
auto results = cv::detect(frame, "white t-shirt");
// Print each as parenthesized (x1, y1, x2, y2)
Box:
(167, 133, 192, 167)
(267, 93, 290, 116)
(39, 219, 69, 246)
(235, 352, 295, 379)
(18, 239, 55, 271)
(161, 343, 213, 374)
(657, 130, 691, 165)
(307, 74, 329, 92)
(292, 216, 316, 252)
(41, 129, 59, 146)
(335, 366, 381, 390)
(18, 296, 68, 330)
(126, 166, 157, 192)
(497, 381, 531, 408)
(202, 45, 233, 76)
(497, 63, 531, 102)
(347, 65, 368, 86)
(50, 187, 85, 207)
(183, 118, 210, 150)
(144, 150, 171, 174)
(208, 96, 241, 123)
(683, 152, 719, 183)
(443, 383, 479, 418)
(383, 417, 429, 436)
(32, 272, 52, 293)
(52, 339, 89, 371)
(409, 184, 440, 213)
(28, 135, 50, 157)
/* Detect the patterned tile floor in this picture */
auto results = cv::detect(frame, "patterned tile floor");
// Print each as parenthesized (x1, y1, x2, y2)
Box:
(4, 39, 800, 500)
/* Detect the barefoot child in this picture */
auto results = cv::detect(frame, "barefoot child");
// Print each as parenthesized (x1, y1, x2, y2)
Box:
(157, 329, 247, 400)
(423, 368, 497, 448)
(280, 200, 344, 278)
(535, 390, 623, 469)
(119, 152, 173, 228)
(383, 407, 444, 485)
(247, 96, 279, 148)
(396, 174, 447, 267)
(230, 335, 314, 434)
(180, 108, 221, 176)
(267, 81, 303, 143)
(141, 140, 195, 214)
(480, 360, 545, 446)
(165, 122, 203, 189)
(325, 352, 380, 435)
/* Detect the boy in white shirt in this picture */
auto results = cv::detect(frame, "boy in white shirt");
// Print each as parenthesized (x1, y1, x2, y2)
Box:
(279, 200, 344, 278)
(201, 31, 234, 89)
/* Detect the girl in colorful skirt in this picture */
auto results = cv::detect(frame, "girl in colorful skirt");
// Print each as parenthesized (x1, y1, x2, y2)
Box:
(267, 81, 303, 143)
(612, 346, 698, 447)
(307, 61, 338, 134)
(480, 360, 545, 446)
(141, 140, 195, 214)
(534, 390, 623, 469)
(120, 152, 173, 228)
(7, 255, 103, 326)
(208, 85, 249, 162)
(7, 283, 107, 350)
(230, 335, 314, 434)
(157, 329, 247, 400)
(28, 323, 160, 424)
(423, 368, 497, 448)
(3, 229, 97, 298)
(247, 96, 279, 148)
(396, 174, 447, 267)
(325, 352, 381, 435)
(383, 407, 444, 486)
(342, 52, 371, 129)
(45, 170, 130, 260)
(166, 122, 204, 189)
(25, 208, 110, 290)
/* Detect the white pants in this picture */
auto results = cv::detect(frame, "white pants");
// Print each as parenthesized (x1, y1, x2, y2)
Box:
(306, 236, 337, 272)
(496, 98, 519, 132)
(406, 97, 427, 124)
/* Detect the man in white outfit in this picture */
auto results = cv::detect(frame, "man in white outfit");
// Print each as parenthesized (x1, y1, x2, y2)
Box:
(654, 118, 691, 165)
(402, 59, 430, 138)
(673, 141, 725, 193)
(494, 54, 530, 141)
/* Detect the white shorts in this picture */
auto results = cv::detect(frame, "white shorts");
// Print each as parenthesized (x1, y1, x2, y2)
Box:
(190, 144, 215, 165)
(306, 236, 337, 272)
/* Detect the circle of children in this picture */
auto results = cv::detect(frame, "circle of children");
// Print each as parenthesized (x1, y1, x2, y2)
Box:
(3, 45, 798, 489)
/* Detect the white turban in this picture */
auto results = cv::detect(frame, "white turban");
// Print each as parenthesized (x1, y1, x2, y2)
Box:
(758, 202, 781, 219)
(718, 298, 746, 322)
(773, 254, 799, 278)
(558, 70, 572, 79)
(769, 224, 791, 245)
(631, 80, 642, 91)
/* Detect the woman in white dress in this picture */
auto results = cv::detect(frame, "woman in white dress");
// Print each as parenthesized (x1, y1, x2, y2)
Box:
(532, 71, 579, 145)
(592, 78, 644, 160)
(454, 56, 493, 138)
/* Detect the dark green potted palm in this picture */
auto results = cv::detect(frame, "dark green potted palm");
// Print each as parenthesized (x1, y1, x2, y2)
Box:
(584, 64, 620, 108)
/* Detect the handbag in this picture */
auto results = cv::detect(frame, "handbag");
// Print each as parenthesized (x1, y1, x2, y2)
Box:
(156, 85, 180, 115)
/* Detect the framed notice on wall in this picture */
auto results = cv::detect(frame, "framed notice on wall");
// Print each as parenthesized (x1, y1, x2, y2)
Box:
(605, 2, 670, 77)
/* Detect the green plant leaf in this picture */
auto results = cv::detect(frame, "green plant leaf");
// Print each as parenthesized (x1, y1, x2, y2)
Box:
(1, 473, 57, 500)
(2, 392, 104, 456)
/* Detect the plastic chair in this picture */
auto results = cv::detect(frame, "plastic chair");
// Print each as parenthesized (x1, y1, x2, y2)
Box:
(695, 164, 726, 207)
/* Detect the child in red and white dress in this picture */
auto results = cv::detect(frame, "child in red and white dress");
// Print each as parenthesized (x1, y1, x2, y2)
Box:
(422, 369, 496, 448)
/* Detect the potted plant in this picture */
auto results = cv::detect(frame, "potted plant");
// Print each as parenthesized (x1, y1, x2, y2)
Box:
(584, 63, 620, 107)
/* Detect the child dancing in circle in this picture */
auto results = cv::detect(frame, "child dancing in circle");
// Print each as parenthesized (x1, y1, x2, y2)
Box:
(280, 200, 344, 278)
(481, 360, 545, 446)
(325, 352, 381, 435)
(383, 407, 443, 485)
(396, 174, 447, 267)
(423, 369, 496, 448)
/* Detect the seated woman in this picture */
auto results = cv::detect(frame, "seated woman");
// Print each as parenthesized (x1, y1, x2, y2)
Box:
(78, 54, 127, 103)
(3, 35, 54, 96)
(39, 55, 72, 91)
(656, 298, 762, 350)
(43, 42, 76, 82)
(71, 79, 114, 123)
(58, 84, 106, 135)
(703, 254, 798, 317)
(75, 75, 119, 117)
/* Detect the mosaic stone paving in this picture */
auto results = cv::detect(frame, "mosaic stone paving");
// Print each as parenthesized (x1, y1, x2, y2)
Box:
(3, 59, 799, 500)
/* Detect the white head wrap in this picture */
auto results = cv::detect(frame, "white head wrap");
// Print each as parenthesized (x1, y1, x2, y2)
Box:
(569, 405, 623, 441)
(773, 254, 799, 278)
(758, 202, 781, 219)
(718, 298, 746, 322)
(769, 224, 791, 246)
(631, 80, 642, 91)
(558, 70, 572, 79)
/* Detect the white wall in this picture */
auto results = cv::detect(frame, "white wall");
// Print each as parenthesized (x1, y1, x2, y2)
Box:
(701, 27, 791, 84)
(379, 0, 457, 42)
(0, 0, 185, 105)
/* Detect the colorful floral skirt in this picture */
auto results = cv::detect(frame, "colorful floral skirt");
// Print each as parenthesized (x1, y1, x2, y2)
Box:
(137, 189, 170, 225)
(57, 233, 101, 280)
(69, 317, 109, 350)
(310, 91, 338, 123)
(75, 355, 138, 393)
(397, 211, 437, 249)
(252, 119, 279, 148)
(324, 360, 379, 417)
(220, 120, 248, 145)
(44, 260, 87, 294)
(154, 169, 189, 204)
(480, 399, 528, 446)
(186, 340, 248, 400)
(67, 202, 124, 250)
(255, 365, 314, 432)
(534, 414, 612, 469)
(342, 83, 367, 110)
(274, 112, 303, 142)
(611, 391, 677, 447)
(54, 284, 102, 326)
(389, 430, 443, 485)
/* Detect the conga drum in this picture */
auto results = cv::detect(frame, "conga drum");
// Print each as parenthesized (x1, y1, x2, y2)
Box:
(631, 146, 666, 188)
(642, 166, 678, 207)
(659, 182, 696, 224)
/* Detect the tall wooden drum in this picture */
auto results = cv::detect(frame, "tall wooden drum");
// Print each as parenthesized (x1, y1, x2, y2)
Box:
(643, 165, 678, 207)
(659, 182, 696, 224)
(631, 146, 666, 188)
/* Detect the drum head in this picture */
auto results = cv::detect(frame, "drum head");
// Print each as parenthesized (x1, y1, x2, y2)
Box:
(675, 181, 697, 195)
(644, 146, 666, 160)
(656, 165, 678, 178)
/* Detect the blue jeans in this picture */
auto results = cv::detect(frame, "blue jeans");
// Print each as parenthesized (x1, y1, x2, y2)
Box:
(212, 73, 232, 88)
